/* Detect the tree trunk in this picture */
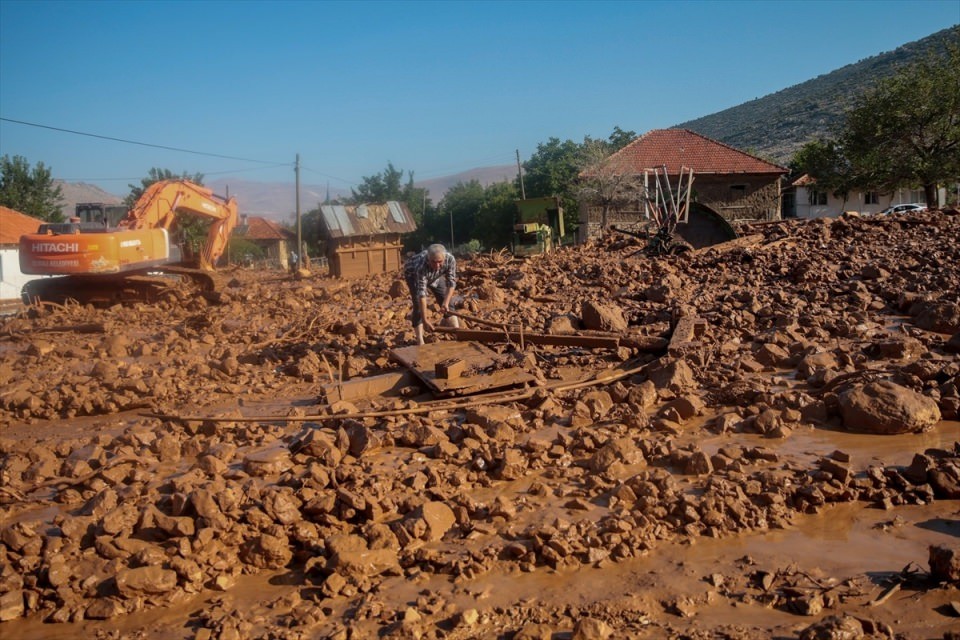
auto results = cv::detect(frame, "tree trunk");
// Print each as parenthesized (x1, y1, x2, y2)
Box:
(924, 184, 939, 209)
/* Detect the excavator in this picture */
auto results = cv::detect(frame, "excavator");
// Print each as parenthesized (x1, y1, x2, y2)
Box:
(19, 179, 238, 305)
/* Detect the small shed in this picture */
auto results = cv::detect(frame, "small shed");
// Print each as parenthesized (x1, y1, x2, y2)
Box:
(319, 201, 417, 279)
(0, 206, 45, 303)
(233, 215, 297, 268)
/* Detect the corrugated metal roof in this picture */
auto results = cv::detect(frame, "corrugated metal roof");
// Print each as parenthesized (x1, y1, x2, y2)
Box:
(320, 201, 417, 239)
(0, 206, 44, 245)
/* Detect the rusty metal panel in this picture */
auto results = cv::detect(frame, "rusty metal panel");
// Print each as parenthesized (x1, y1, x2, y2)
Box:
(319, 202, 417, 239)
(390, 341, 535, 397)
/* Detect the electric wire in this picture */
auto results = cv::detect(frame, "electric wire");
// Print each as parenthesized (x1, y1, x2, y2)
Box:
(0, 117, 288, 165)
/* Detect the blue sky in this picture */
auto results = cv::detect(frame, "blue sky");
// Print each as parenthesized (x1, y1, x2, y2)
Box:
(1, 0, 957, 196)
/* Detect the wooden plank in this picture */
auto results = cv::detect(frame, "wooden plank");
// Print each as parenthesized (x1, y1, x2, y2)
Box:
(321, 370, 417, 403)
(438, 328, 620, 348)
(389, 341, 534, 397)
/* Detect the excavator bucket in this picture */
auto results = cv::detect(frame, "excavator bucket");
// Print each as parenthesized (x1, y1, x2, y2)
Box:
(673, 203, 738, 249)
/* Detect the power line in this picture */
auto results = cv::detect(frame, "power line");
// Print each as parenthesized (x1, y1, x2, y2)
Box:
(0, 117, 287, 165)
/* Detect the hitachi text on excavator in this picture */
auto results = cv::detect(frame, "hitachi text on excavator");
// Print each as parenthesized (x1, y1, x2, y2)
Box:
(19, 180, 238, 305)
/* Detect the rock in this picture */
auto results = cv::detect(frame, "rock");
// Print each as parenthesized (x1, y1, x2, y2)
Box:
(240, 533, 293, 569)
(417, 501, 456, 541)
(115, 566, 178, 597)
(581, 301, 628, 332)
(514, 623, 554, 640)
(85, 598, 125, 619)
(546, 314, 581, 334)
(913, 301, 960, 334)
(646, 359, 696, 392)
(799, 614, 864, 640)
(573, 617, 613, 639)
(0, 589, 24, 621)
(243, 447, 293, 476)
(929, 545, 960, 583)
(327, 534, 401, 578)
(838, 381, 941, 434)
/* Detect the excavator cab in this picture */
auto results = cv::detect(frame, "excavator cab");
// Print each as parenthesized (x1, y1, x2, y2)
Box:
(75, 203, 128, 229)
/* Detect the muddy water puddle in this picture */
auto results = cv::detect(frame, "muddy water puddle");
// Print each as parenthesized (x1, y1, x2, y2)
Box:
(701, 420, 960, 468)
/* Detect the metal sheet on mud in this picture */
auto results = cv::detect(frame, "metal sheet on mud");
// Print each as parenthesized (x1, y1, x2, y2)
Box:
(389, 341, 534, 396)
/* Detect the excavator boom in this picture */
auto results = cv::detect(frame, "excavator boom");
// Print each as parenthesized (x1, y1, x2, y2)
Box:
(19, 179, 239, 304)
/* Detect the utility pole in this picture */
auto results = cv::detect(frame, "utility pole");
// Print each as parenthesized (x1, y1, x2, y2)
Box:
(516, 149, 526, 199)
(448, 206, 454, 250)
(295, 153, 302, 260)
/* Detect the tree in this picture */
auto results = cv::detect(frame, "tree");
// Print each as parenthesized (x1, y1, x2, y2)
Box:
(124, 168, 204, 207)
(0, 155, 65, 221)
(840, 29, 960, 207)
(439, 180, 485, 248)
(791, 138, 854, 204)
(521, 127, 637, 237)
(125, 168, 207, 262)
(522, 137, 583, 234)
(474, 181, 519, 249)
(576, 138, 644, 229)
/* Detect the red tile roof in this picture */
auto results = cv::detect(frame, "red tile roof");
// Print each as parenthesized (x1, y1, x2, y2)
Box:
(601, 129, 788, 176)
(238, 216, 295, 241)
(0, 206, 44, 245)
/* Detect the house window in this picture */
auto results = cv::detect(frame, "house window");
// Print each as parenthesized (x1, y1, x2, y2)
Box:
(730, 184, 747, 198)
(809, 190, 828, 206)
(864, 191, 879, 205)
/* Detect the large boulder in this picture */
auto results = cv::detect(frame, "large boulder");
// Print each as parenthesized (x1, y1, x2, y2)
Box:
(838, 381, 940, 434)
(581, 301, 628, 332)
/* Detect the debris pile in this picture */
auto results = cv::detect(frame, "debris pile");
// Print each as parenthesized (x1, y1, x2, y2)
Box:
(1, 209, 958, 638)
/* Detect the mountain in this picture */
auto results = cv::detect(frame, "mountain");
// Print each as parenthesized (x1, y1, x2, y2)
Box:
(416, 165, 518, 204)
(676, 27, 958, 163)
(54, 181, 122, 220)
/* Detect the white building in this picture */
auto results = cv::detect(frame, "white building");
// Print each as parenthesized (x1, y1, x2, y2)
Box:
(789, 174, 947, 218)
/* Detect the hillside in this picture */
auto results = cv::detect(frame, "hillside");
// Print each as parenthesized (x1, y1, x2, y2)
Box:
(676, 27, 958, 163)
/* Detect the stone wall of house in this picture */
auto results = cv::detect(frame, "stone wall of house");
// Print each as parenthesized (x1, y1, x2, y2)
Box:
(577, 174, 782, 242)
(693, 175, 782, 223)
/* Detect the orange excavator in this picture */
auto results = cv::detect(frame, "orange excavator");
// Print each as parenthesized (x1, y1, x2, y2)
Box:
(19, 179, 238, 304)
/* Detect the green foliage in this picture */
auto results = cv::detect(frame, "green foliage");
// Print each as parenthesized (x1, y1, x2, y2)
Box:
(522, 127, 637, 236)
(227, 237, 265, 265)
(576, 138, 644, 227)
(125, 168, 207, 261)
(0, 155, 65, 221)
(300, 207, 327, 259)
(791, 139, 851, 196)
(474, 181, 519, 249)
(124, 168, 204, 207)
(840, 30, 960, 206)
(439, 179, 485, 247)
(791, 28, 960, 207)
(679, 27, 957, 164)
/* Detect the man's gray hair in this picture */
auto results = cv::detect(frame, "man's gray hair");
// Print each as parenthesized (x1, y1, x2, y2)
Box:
(427, 244, 447, 259)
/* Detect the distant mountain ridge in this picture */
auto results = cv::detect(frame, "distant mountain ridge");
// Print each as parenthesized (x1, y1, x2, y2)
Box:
(677, 27, 958, 163)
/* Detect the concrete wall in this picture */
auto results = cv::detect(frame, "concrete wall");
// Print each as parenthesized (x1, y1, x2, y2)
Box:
(0, 248, 43, 301)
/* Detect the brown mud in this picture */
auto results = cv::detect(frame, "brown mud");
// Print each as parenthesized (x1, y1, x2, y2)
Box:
(2, 209, 959, 639)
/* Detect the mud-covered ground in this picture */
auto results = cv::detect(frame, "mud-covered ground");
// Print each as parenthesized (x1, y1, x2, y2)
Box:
(1, 210, 959, 640)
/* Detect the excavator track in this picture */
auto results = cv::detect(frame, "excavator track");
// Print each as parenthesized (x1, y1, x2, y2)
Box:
(21, 268, 218, 307)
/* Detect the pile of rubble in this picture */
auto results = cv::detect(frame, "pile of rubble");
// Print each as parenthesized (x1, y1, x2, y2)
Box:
(1, 209, 958, 639)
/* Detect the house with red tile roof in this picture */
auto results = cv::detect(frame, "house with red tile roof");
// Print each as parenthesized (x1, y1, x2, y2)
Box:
(1, 206, 46, 302)
(579, 129, 788, 242)
(233, 215, 298, 268)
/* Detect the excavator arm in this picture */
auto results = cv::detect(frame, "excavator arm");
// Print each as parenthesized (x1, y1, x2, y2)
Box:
(121, 180, 238, 270)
